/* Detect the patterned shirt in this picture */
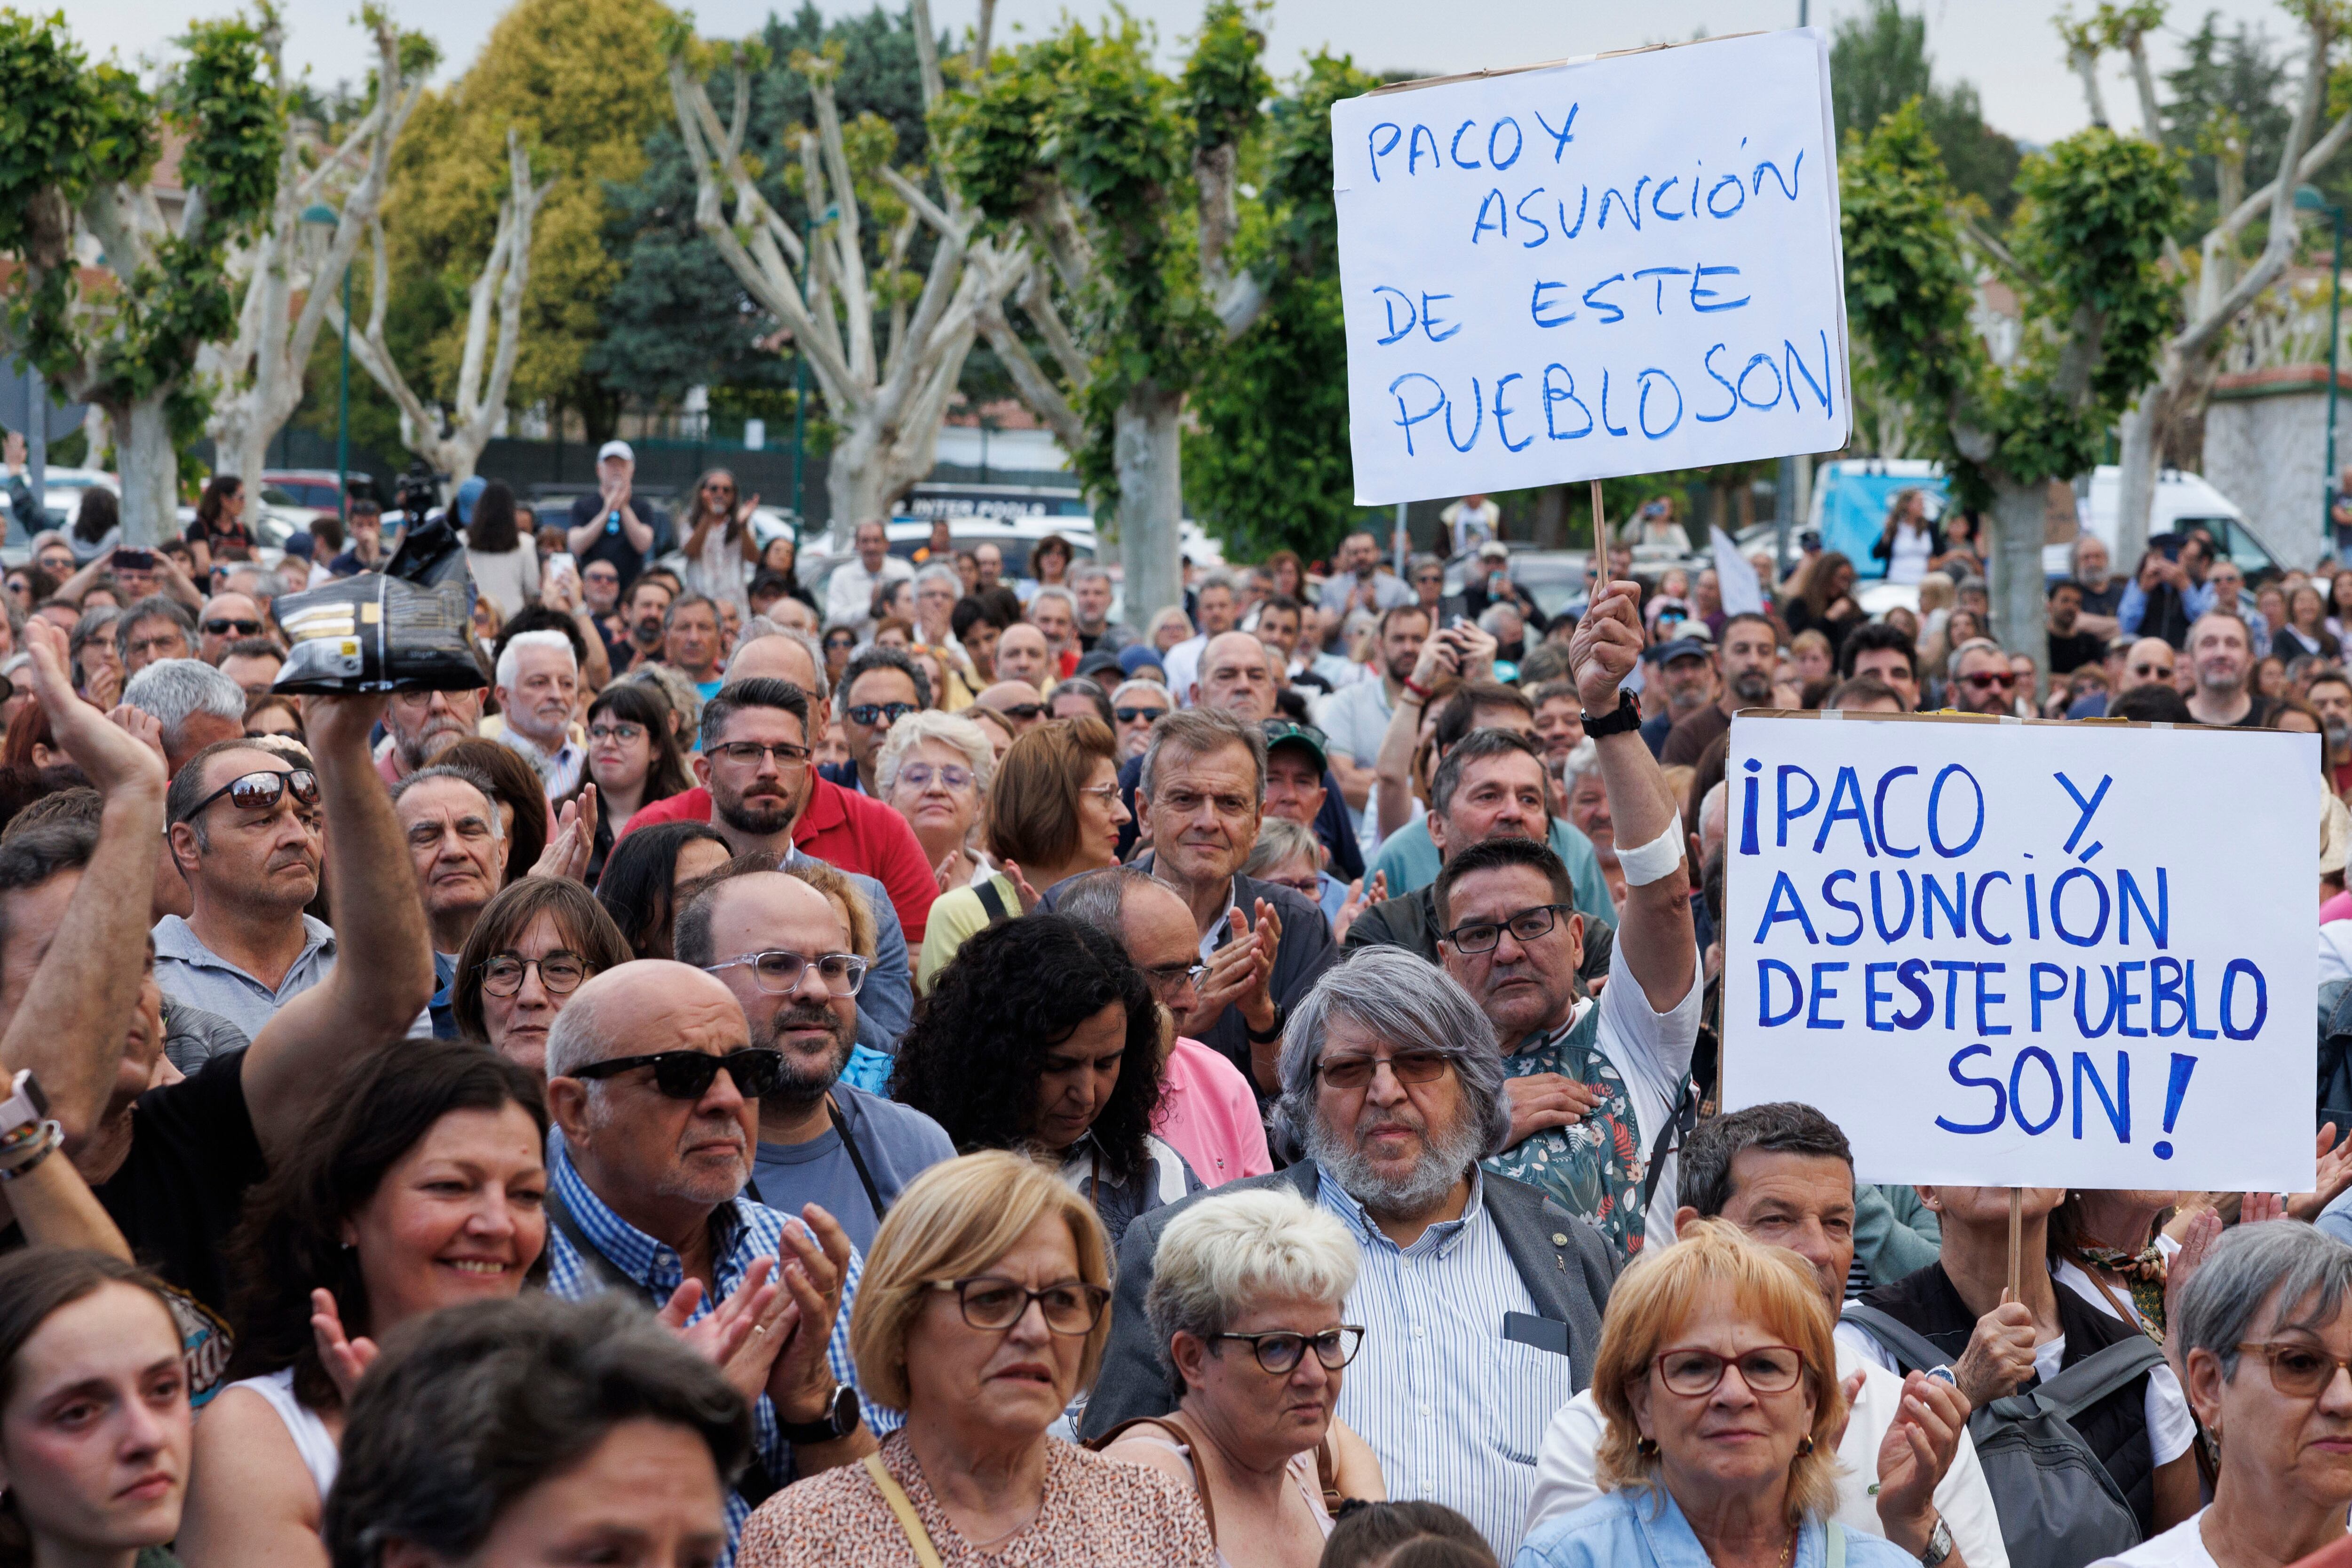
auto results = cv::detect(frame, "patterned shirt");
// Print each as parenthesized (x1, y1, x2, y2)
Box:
(1319, 1169, 1579, 1560)
(540, 1132, 901, 1564)
(737, 1429, 1217, 1567)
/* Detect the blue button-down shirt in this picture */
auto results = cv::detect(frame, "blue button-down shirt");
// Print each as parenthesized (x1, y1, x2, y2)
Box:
(1319, 1169, 1577, 1560)
(541, 1132, 900, 1563)
(1514, 1487, 1913, 1568)
(152, 913, 335, 1043)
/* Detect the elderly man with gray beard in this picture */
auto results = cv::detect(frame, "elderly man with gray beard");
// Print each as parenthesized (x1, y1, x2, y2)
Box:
(1079, 943, 1617, 1560)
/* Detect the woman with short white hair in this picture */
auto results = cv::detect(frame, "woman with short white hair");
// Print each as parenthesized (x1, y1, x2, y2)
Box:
(877, 709, 996, 890)
(1097, 1188, 1384, 1567)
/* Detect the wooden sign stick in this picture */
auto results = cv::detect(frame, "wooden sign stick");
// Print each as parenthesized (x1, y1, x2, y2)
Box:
(2006, 1186, 2025, 1301)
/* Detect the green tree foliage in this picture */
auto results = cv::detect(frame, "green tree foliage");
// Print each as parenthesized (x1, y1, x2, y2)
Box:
(1831, 0, 2022, 220)
(2161, 11, 2297, 225)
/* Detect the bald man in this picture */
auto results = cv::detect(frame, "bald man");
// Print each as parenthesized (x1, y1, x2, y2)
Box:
(973, 679, 1049, 735)
(541, 961, 891, 1536)
(1191, 630, 1277, 721)
(674, 868, 952, 1255)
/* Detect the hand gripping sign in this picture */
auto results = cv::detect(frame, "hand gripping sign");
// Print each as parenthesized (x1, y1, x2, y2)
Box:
(1721, 711, 2318, 1193)
(1330, 28, 1851, 506)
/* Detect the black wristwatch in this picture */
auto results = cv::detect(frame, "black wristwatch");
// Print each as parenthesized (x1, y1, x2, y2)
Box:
(1246, 1003, 1287, 1045)
(1581, 693, 1642, 738)
(777, 1382, 862, 1446)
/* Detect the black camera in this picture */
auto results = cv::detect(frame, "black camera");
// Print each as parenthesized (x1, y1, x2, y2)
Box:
(392, 459, 447, 523)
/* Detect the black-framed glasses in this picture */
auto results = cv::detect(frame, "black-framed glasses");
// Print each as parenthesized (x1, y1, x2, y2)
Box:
(173, 767, 319, 825)
(702, 950, 870, 996)
(202, 617, 263, 637)
(1141, 961, 1208, 997)
(994, 703, 1044, 721)
(928, 1276, 1110, 1335)
(1962, 673, 2016, 690)
(1211, 1326, 1366, 1374)
(477, 952, 593, 998)
(2237, 1340, 2352, 1398)
(588, 721, 647, 745)
(568, 1048, 786, 1100)
(847, 702, 920, 728)
(1652, 1345, 1807, 1397)
(1316, 1051, 1451, 1090)
(1442, 903, 1573, 954)
(708, 739, 813, 769)
(1114, 705, 1169, 724)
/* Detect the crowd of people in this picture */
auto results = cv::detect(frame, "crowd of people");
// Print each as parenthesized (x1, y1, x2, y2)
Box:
(0, 440, 2348, 1568)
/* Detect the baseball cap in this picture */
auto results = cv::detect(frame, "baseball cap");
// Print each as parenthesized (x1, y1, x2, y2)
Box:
(1644, 634, 1716, 667)
(1261, 718, 1328, 771)
(282, 531, 315, 560)
(1478, 540, 1510, 561)
(1075, 647, 1126, 680)
(596, 440, 634, 465)
(453, 474, 486, 526)
(1117, 644, 1168, 681)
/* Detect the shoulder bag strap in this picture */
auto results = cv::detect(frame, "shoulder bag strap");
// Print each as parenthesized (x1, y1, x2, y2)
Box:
(974, 875, 1010, 923)
(826, 1093, 888, 1226)
(862, 1454, 946, 1568)
(1836, 1303, 1951, 1377)
(1640, 1077, 1700, 1213)
(1088, 1412, 1216, 1537)
(2031, 1333, 2167, 1423)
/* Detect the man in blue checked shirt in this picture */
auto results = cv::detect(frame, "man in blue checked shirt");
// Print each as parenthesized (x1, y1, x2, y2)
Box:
(541, 960, 898, 1562)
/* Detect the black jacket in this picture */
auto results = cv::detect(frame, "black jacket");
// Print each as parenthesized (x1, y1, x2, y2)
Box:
(1076, 1159, 1619, 1442)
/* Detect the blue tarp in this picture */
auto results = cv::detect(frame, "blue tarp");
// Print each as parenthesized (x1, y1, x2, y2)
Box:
(1816, 467, 1949, 578)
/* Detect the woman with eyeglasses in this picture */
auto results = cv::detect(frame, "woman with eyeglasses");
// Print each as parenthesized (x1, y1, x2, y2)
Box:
(878, 710, 996, 892)
(822, 624, 858, 686)
(177, 1040, 552, 1568)
(450, 879, 635, 1077)
(2088, 1222, 2352, 1568)
(1520, 1221, 1911, 1568)
(681, 467, 761, 618)
(896, 916, 1193, 1249)
(739, 1150, 1218, 1567)
(1094, 1188, 1382, 1567)
(914, 717, 1128, 990)
(556, 683, 694, 887)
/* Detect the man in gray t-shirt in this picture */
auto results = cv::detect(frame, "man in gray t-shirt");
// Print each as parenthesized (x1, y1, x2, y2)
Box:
(676, 865, 954, 1255)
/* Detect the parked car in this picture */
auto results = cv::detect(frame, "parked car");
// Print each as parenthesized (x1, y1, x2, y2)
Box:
(262, 468, 375, 512)
(6, 467, 119, 541)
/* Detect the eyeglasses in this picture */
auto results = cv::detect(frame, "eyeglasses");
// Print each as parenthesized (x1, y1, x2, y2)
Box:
(588, 721, 647, 745)
(825, 636, 856, 651)
(173, 767, 319, 825)
(1142, 961, 1208, 997)
(1211, 1326, 1367, 1374)
(894, 762, 973, 792)
(1962, 673, 2016, 690)
(1413, 573, 1443, 585)
(1316, 1050, 1451, 1090)
(1442, 903, 1573, 954)
(568, 1048, 786, 1100)
(1078, 782, 1124, 809)
(708, 739, 812, 769)
(928, 1276, 1110, 1335)
(847, 702, 920, 728)
(202, 618, 263, 637)
(702, 950, 870, 996)
(1114, 705, 1169, 724)
(2236, 1340, 2352, 1398)
(701, 482, 735, 494)
(1652, 1345, 1808, 1397)
(2130, 662, 2174, 677)
(993, 703, 1044, 721)
(477, 952, 593, 997)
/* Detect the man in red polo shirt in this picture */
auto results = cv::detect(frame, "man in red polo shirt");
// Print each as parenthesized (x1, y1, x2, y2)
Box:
(618, 633, 937, 948)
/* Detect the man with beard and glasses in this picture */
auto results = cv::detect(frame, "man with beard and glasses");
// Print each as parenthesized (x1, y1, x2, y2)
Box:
(1080, 944, 1616, 1559)
(2311, 672, 2352, 793)
(1661, 612, 1776, 766)
(377, 684, 487, 784)
(674, 869, 951, 1255)
(542, 961, 892, 1555)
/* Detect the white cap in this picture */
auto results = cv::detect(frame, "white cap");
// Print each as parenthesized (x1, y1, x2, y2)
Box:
(596, 439, 635, 465)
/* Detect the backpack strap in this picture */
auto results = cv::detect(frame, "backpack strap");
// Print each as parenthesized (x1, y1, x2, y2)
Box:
(1837, 1302, 1953, 1377)
(2023, 1333, 2166, 1424)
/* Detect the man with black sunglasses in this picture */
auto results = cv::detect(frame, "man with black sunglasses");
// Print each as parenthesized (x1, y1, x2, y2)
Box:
(822, 647, 930, 799)
(543, 960, 891, 1542)
(195, 592, 268, 663)
(675, 868, 952, 1256)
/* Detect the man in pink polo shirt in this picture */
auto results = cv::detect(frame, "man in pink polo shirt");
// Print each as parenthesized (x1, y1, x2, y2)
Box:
(1051, 866, 1271, 1186)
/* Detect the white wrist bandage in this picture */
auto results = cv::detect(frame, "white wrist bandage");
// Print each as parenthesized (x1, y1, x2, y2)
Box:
(1616, 812, 1687, 887)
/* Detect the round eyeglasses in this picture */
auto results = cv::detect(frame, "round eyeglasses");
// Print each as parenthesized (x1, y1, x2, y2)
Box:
(477, 952, 592, 998)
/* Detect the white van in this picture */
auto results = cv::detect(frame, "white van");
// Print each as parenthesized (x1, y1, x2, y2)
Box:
(2051, 467, 2290, 580)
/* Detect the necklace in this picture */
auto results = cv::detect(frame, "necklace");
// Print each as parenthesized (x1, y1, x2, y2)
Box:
(961, 1501, 1040, 1553)
(1779, 1521, 1800, 1567)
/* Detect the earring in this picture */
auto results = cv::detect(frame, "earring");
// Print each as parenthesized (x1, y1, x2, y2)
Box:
(1635, 1436, 1660, 1458)
(1796, 1435, 1815, 1457)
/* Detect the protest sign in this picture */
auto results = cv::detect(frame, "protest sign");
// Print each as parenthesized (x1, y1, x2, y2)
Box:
(1720, 712, 2318, 1192)
(1330, 29, 1850, 506)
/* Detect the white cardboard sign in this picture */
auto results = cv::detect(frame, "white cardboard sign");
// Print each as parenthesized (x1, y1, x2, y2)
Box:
(1720, 713, 2318, 1192)
(1330, 29, 1851, 506)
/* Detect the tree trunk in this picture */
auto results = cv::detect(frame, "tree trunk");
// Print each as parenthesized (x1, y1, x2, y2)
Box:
(117, 398, 179, 547)
(1989, 476, 2048, 696)
(1115, 385, 1185, 623)
(1532, 485, 1567, 548)
(2115, 393, 2161, 568)
(826, 420, 892, 531)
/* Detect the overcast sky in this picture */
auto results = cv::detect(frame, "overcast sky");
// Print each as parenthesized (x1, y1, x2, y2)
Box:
(59, 0, 2305, 147)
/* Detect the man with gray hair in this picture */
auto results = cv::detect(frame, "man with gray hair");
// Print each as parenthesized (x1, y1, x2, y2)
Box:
(1069, 561, 1136, 653)
(391, 763, 508, 1035)
(541, 960, 890, 1543)
(1027, 586, 1081, 674)
(121, 658, 246, 776)
(116, 594, 197, 677)
(493, 628, 584, 797)
(1081, 943, 1616, 1558)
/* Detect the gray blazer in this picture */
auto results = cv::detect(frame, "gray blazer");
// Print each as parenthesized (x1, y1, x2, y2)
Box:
(1075, 1159, 1620, 1441)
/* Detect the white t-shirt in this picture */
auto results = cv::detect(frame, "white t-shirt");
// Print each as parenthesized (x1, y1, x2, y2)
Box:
(2090, 1509, 2216, 1568)
(1524, 1338, 2010, 1567)
(1887, 521, 1935, 585)
(1835, 1312, 2197, 1469)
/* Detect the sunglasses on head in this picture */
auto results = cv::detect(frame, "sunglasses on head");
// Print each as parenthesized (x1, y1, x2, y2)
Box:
(568, 1047, 785, 1100)
(203, 618, 263, 637)
(174, 767, 319, 825)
